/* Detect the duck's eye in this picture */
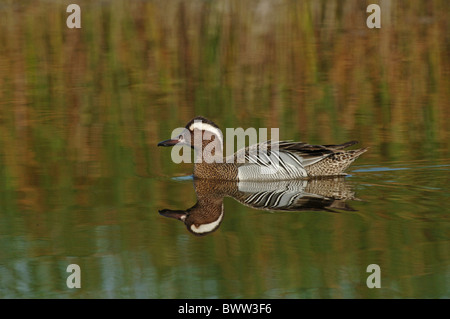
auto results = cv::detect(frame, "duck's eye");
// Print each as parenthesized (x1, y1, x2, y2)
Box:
(179, 135, 184, 141)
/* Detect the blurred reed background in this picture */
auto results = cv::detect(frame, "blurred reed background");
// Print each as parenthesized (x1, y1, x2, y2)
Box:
(0, 0, 448, 298)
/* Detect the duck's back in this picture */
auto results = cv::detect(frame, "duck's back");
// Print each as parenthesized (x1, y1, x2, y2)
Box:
(229, 140, 367, 181)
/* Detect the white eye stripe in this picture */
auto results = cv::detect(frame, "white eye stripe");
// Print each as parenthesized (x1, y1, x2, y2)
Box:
(189, 122, 224, 146)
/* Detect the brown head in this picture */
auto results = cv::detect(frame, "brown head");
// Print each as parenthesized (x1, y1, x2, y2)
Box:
(157, 116, 224, 163)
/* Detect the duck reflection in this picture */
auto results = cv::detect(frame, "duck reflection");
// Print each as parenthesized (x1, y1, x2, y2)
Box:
(159, 177, 359, 236)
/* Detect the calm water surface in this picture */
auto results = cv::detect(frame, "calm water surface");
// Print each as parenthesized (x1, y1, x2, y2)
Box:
(0, 0, 449, 298)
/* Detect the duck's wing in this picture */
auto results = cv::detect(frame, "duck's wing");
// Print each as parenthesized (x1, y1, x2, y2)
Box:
(228, 140, 357, 180)
(277, 140, 359, 159)
(230, 140, 358, 164)
(317, 140, 359, 150)
(234, 179, 356, 212)
(276, 141, 336, 166)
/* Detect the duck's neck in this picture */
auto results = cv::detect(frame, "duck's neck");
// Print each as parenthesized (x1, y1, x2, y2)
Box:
(193, 142, 224, 164)
(193, 162, 238, 180)
(192, 139, 239, 180)
(193, 148, 238, 180)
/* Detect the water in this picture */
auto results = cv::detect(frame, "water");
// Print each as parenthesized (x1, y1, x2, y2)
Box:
(0, 0, 449, 299)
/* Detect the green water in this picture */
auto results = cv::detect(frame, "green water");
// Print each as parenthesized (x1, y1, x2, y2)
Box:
(0, 0, 449, 298)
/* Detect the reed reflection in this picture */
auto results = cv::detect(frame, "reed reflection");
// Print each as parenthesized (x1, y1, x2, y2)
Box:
(159, 177, 360, 236)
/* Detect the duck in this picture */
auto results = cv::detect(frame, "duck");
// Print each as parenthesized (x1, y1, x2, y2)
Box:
(159, 177, 358, 236)
(157, 116, 367, 181)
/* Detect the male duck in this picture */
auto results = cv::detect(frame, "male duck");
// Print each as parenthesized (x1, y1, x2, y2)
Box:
(158, 116, 367, 181)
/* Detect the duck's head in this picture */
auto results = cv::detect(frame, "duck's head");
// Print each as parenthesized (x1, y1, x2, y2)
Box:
(159, 203, 224, 236)
(157, 116, 223, 153)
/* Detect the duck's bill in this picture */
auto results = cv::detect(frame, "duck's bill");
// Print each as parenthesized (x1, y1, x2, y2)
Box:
(157, 138, 179, 147)
(159, 209, 186, 221)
